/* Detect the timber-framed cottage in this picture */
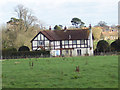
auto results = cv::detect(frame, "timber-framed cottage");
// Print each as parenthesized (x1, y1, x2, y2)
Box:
(31, 25, 93, 56)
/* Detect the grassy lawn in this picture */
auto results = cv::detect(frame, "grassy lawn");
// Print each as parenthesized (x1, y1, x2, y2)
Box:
(2, 56, 118, 88)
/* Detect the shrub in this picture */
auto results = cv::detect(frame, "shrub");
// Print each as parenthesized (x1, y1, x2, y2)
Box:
(18, 46, 30, 51)
(110, 39, 120, 52)
(96, 40, 110, 53)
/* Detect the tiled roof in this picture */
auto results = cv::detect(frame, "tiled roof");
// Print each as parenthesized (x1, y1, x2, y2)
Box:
(31, 29, 90, 41)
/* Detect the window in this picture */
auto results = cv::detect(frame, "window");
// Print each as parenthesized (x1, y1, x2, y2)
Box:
(73, 40, 77, 44)
(38, 41, 44, 46)
(64, 40, 68, 44)
(80, 40, 84, 45)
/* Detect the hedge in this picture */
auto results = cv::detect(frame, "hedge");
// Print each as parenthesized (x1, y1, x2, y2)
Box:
(2, 50, 50, 59)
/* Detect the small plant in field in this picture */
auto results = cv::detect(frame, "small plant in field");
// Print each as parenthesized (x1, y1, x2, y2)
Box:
(75, 66, 80, 72)
(64, 74, 68, 76)
(85, 60, 88, 65)
(10, 81, 15, 85)
(14, 62, 20, 65)
(29, 61, 34, 69)
(62, 55, 68, 60)
(72, 57, 75, 62)
(35, 58, 38, 61)
(46, 59, 50, 63)
(71, 74, 80, 79)
(61, 71, 64, 75)
(62, 57, 66, 60)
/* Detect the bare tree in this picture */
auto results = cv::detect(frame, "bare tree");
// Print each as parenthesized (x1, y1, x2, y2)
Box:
(14, 4, 38, 32)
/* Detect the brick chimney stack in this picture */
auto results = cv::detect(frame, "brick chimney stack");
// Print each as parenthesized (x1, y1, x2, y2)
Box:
(89, 24, 91, 30)
(89, 24, 93, 56)
(49, 26, 51, 30)
(64, 26, 67, 30)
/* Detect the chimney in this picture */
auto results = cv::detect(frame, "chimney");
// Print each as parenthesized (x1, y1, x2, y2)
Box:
(89, 24, 91, 30)
(64, 26, 67, 30)
(89, 24, 93, 56)
(69, 35, 71, 39)
(49, 26, 51, 30)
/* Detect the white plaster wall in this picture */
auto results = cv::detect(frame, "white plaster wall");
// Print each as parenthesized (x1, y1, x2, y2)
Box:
(50, 50, 60, 56)
(33, 47, 37, 50)
(34, 37, 37, 40)
(88, 48, 94, 56)
(50, 50, 56, 56)
(33, 41, 37, 46)
(38, 34, 40, 40)
(50, 48, 92, 57)
(81, 48, 88, 56)
(88, 28, 94, 56)
(73, 48, 91, 56)
(45, 41, 49, 46)
(72, 49, 77, 56)
(45, 37, 48, 40)
(41, 34, 44, 40)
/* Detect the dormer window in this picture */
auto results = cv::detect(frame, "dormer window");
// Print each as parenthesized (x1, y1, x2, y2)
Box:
(69, 35, 71, 39)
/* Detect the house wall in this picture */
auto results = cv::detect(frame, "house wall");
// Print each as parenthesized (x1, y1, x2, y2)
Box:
(32, 33, 50, 51)
(32, 32, 93, 56)
(88, 27, 94, 56)
(50, 48, 92, 57)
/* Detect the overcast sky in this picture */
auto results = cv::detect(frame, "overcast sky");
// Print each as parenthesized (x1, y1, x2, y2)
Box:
(0, 0, 119, 28)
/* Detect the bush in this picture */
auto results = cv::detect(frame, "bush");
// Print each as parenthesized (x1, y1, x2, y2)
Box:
(18, 46, 30, 51)
(110, 39, 120, 52)
(96, 40, 110, 53)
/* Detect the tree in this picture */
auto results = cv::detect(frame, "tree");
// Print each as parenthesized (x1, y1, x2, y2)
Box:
(97, 21, 107, 27)
(2, 4, 43, 50)
(71, 17, 85, 28)
(7, 17, 23, 31)
(92, 27, 102, 40)
(96, 40, 110, 53)
(59, 25, 63, 29)
(110, 39, 120, 52)
(2, 24, 18, 48)
(54, 25, 62, 30)
(14, 4, 38, 31)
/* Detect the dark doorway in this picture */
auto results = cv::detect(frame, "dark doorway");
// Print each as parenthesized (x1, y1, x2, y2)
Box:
(77, 49, 81, 56)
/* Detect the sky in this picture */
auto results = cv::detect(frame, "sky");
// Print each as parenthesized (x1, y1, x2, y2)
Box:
(0, 0, 119, 28)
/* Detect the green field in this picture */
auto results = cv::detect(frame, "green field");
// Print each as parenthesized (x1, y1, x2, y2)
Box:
(2, 56, 118, 88)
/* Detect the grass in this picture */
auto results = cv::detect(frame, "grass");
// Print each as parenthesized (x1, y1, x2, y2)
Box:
(2, 56, 118, 88)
